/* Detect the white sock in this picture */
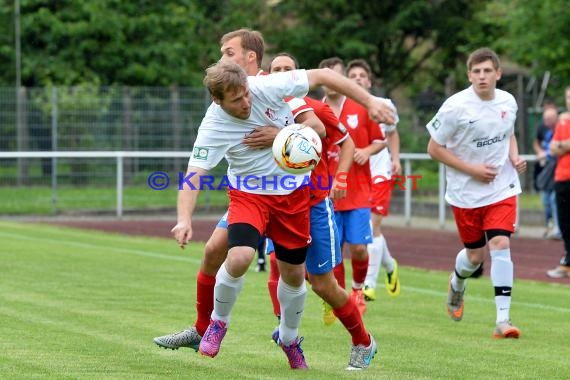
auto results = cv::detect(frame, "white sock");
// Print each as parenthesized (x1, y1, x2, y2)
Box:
(365, 236, 382, 288)
(277, 277, 307, 346)
(490, 248, 513, 323)
(380, 235, 395, 273)
(352, 281, 364, 290)
(451, 249, 480, 292)
(212, 263, 244, 323)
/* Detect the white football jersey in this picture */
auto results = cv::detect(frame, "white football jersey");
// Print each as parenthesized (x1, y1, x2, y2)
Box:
(188, 70, 310, 195)
(426, 86, 521, 208)
(369, 98, 398, 182)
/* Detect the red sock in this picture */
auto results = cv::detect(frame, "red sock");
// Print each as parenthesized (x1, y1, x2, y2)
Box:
(268, 254, 281, 317)
(333, 298, 371, 346)
(351, 256, 369, 286)
(195, 271, 216, 336)
(333, 261, 346, 289)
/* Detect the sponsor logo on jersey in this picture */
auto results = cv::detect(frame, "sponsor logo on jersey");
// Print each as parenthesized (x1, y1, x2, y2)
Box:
(431, 118, 441, 130)
(192, 146, 209, 160)
(265, 108, 276, 120)
(474, 133, 506, 148)
(337, 122, 347, 134)
(346, 114, 359, 129)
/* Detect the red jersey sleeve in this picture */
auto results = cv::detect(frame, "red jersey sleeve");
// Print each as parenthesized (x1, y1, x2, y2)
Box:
(285, 96, 313, 119)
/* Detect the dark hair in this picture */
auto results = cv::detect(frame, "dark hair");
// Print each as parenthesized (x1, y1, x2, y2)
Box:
(542, 97, 557, 110)
(220, 28, 265, 68)
(346, 59, 373, 79)
(203, 61, 247, 101)
(467, 47, 501, 71)
(271, 52, 299, 70)
(318, 57, 345, 71)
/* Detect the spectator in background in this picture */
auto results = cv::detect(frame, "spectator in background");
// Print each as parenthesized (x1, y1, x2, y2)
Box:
(532, 98, 558, 192)
(533, 107, 561, 239)
(546, 110, 570, 278)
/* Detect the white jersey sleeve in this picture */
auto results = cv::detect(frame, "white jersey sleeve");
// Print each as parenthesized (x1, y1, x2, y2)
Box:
(248, 70, 310, 108)
(188, 128, 230, 170)
(426, 99, 460, 146)
(287, 97, 313, 119)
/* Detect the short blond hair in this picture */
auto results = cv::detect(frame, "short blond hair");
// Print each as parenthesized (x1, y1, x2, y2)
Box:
(203, 61, 248, 101)
(220, 28, 265, 68)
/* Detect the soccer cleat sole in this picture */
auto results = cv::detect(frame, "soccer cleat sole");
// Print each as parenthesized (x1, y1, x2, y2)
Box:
(493, 327, 521, 339)
(154, 343, 199, 352)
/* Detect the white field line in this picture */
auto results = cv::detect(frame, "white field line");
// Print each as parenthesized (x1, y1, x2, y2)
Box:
(0, 230, 200, 264)
(2, 228, 569, 314)
(403, 285, 570, 313)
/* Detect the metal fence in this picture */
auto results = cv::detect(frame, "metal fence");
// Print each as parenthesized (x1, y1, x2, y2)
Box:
(0, 86, 212, 186)
(0, 85, 542, 222)
(0, 150, 538, 229)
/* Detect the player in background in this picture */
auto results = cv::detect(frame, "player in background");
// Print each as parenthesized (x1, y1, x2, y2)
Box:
(256, 52, 377, 370)
(426, 47, 526, 338)
(319, 57, 386, 316)
(346, 59, 401, 301)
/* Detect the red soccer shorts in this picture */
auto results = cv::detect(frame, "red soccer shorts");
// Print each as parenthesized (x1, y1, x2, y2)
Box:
(451, 196, 517, 244)
(371, 180, 393, 216)
(227, 187, 310, 249)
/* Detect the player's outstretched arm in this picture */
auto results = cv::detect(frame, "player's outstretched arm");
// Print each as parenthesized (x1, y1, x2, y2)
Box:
(242, 110, 325, 149)
(171, 166, 207, 248)
(306, 68, 396, 125)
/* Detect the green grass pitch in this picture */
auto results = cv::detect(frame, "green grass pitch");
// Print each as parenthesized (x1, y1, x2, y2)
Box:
(1, 221, 569, 379)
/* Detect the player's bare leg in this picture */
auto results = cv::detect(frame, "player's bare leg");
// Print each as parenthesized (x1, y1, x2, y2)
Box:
(153, 227, 229, 350)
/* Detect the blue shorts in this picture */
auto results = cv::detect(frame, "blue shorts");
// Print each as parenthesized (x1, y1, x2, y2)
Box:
(216, 210, 273, 253)
(216, 211, 229, 228)
(306, 198, 342, 275)
(335, 207, 373, 245)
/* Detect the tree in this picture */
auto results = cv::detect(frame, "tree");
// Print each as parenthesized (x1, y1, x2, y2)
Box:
(264, 0, 490, 97)
(0, 0, 270, 86)
(485, 0, 570, 102)
(0, 1, 16, 86)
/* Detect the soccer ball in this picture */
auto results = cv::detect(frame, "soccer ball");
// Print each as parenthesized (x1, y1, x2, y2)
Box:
(272, 124, 322, 174)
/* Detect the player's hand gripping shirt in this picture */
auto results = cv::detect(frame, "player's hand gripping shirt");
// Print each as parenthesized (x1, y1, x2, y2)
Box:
(426, 86, 521, 208)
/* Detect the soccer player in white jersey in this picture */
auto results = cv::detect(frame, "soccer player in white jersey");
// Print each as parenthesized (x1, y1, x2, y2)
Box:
(426, 47, 527, 338)
(153, 29, 326, 356)
(346, 59, 401, 301)
(173, 61, 394, 369)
